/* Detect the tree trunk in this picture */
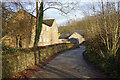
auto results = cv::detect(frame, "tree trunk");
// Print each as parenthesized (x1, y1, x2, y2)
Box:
(101, 0, 110, 56)
(34, 1, 43, 47)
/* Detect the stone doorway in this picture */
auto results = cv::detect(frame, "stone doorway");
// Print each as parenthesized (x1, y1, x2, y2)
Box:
(16, 35, 22, 48)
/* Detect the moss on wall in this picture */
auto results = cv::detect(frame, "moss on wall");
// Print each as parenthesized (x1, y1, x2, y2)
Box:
(2, 43, 79, 78)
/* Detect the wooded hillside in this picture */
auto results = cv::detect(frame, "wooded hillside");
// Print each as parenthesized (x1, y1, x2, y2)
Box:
(59, 1, 120, 77)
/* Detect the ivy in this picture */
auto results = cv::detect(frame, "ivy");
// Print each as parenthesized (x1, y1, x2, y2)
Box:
(34, 2, 43, 47)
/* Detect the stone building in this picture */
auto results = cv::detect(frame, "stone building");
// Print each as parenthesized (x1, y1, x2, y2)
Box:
(2, 9, 59, 48)
(34, 19, 59, 47)
(66, 32, 85, 44)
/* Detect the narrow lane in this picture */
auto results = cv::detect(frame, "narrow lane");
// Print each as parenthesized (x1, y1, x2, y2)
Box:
(30, 46, 106, 78)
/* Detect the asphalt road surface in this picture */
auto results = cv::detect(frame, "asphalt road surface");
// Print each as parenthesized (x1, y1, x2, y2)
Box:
(30, 46, 107, 78)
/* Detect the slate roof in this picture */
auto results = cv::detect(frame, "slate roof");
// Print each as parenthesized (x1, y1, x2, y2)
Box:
(59, 33, 70, 39)
(43, 19, 55, 27)
(66, 31, 84, 39)
(65, 33, 73, 39)
(72, 30, 84, 35)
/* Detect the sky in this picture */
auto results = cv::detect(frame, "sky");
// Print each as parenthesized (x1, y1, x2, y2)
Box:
(31, 1, 95, 26)
(4, 0, 120, 26)
(42, 2, 85, 26)
(42, 1, 104, 26)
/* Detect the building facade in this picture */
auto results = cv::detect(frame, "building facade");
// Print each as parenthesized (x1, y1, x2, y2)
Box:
(2, 9, 59, 48)
(67, 32, 85, 44)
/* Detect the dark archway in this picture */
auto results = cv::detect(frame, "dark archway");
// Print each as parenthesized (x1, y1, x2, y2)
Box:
(16, 35, 22, 48)
(68, 38, 79, 44)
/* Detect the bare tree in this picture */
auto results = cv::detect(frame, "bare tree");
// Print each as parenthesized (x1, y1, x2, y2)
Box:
(33, 0, 78, 47)
(100, 0, 120, 56)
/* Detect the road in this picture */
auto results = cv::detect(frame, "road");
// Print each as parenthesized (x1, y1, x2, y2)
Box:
(30, 46, 107, 78)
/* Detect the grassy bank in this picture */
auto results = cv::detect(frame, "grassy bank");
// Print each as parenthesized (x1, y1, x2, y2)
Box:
(82, 41, 119, 78)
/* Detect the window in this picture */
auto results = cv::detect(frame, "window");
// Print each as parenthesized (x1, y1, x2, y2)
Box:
(39, 37, 42, 42)
(54, 29, 56, 32)
(47, 27, 48, 31)
(47, 38, 49, 42)
(43, 26, 45, 30)
(43, 38, 45, 42)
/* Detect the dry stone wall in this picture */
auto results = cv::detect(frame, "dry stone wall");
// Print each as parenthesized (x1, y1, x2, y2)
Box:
(2, 43, 79, 78)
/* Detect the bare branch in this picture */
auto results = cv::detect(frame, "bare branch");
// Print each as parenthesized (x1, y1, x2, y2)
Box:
(31, 8, 36, 14)
(43, 7, 68, 14)
(43, 6, 75, 15)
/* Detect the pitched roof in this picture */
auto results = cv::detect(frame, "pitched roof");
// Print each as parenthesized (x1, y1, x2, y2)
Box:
(72, 30, 84, 35)
(18, 9, 55, 27)
(59, 33, 70, 39)
(66, 32, 83, 39)
(8, 9, 36, 21)
(10, 9, 55, 27)
(21, 9, 55, 27)
(65, 33, 73, 39)
(43, 19, 55, 27)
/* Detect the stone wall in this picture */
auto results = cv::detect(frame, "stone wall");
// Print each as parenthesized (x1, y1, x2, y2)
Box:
(2, 43, 79, 78)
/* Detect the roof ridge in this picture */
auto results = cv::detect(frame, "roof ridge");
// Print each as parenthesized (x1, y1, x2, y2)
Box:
(10, 9, 55, 27)
(43, 19, 55, 27)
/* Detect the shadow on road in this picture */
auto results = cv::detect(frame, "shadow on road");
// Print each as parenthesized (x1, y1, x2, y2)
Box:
(36, 64, 78, 78)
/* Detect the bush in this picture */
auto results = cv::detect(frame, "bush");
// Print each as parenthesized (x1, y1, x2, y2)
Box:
(84, 41, 119, 78)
